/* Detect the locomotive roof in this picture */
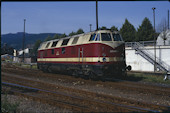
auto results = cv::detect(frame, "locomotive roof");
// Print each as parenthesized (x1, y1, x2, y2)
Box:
(44, 29, 119, 43)
(38, 29, 121, 50)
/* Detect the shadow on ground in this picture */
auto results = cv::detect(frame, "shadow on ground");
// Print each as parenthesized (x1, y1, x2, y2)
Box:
(104, 74, 145, 82)
(123, 74, 145, 82)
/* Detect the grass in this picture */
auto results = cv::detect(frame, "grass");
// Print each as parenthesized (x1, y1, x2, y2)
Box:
(12, 62, 37, 69)
(127, 72, 170, 84)
(1, 92, 20, 113)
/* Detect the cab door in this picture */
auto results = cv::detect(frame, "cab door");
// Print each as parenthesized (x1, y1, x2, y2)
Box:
(78, 46, 84, 63)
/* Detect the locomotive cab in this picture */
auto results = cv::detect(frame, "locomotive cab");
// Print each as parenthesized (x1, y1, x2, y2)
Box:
(86, 30, 127, 78)
(89, 30, 123, 42)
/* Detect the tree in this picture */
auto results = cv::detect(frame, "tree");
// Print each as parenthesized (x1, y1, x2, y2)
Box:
(136, 17, 155, 41)
(1, 43, 14, 55)
(156, 18, 169, 45)
(44, 35, 53, 41)
(76, 28, 84, 34)
(110, 25, 118, 31)
(69, 31, 77, 36)
(60, 33, 67, 38)
(157, 18, 168, 33)
(120, 18, 136, 42)
(53, 34, 60, 40)
(31, 40, 42, 57)
(99, 26, 108, 30)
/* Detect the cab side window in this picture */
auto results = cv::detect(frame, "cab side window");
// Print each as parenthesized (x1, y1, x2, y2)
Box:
(51, 41, 58, 47)
(113, 34, 122, 41)
(61, 39, 69, 46)
(89, 34, 96, 41)
(62, 48, 65, 54)
(45, 42, 50, 48)
(72, 37, 79, 44)
(95, 33, 100, 41)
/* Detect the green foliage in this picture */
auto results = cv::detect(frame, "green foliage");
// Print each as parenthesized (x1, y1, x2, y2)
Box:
(44, 35, 53, 41)
(99, 26, 108, 30)
(110, 25, 118, 31)
(69, 28, 85, 36)
(52, 34, 61, 40)
(52, 33, 67, 40)
(31, 40, 42, 56)
(136, 17, 155, 41)
(1, 93, 20, 113)
(76, 28, 84, 34)
(127, 73, 170, 84)
(120, 18, 136, 42)
(60, 33, 67, 38)
(69, 31, 77, 36)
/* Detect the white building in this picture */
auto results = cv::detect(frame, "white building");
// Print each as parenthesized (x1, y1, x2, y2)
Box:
(126, 45, 170, 72)
(13, 48, 35, 63)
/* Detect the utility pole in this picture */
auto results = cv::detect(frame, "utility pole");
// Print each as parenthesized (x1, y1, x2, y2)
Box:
(22, 19, 26, 63)
(168, 10, 169, 29)
(152, 7, 156, 72)
(90, 24, 92, 32)
(96, 0, 98, 30)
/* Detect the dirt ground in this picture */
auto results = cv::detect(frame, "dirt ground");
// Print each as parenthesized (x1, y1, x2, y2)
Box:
(1, 62, 170, 112)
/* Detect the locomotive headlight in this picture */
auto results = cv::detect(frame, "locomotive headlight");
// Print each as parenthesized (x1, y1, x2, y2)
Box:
(103, 57, 106, 62)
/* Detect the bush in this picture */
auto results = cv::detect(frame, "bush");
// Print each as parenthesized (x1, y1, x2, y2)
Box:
(1, 93, 20, 113)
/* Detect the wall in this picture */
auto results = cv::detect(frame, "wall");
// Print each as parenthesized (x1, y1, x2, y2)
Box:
(125, 46, 170, 72)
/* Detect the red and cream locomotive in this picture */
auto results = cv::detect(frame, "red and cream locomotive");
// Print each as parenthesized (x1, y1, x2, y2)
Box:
(37, 29, 130, 80)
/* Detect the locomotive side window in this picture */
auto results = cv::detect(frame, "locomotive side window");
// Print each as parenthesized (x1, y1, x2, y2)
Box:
(101, 33, 112, 41)
(71, 46, 75, 54)
(51, 49, 54, 54)
(40, 51, 43, 58)
(45, 42, 50, 48)
(112, 34, 123, 41)
(45, 50, 47, 56)
(89, 34, 96, 41)
(72, 37, 79, 44)
(95, 33, 100, 41)
(51, 41, 58, 47)
(62, 48, 65, 54)
(61, 39, 69, 46)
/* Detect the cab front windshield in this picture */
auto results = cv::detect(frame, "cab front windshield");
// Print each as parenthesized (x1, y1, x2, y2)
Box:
(101, 33, 112, 41)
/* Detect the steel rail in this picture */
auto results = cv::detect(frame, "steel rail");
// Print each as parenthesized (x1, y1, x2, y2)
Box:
(2, 81, 167, 112)
(2, 73, 170, 112)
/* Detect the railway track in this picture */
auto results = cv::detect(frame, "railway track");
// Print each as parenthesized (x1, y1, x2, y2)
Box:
(2, 73, 170, 112)
(2, 82, 166, 112)
(2, 70, 170, 97)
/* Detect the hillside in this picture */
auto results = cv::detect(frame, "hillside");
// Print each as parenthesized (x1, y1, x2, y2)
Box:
(1, 32, 62, 50)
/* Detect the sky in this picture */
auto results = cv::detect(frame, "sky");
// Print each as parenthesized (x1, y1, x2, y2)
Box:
(1, 1, 170, 35)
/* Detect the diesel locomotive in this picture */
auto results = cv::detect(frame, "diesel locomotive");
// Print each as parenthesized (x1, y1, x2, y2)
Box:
(37, 29, 131, 80)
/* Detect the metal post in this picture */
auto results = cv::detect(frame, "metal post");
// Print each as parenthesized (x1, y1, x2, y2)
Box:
(96, 0, 98, 30)
(22, 19, 26, 63)
(152, 7, 156, 72)
(90, 24, 92, 32)
(168, 10, 169, 29)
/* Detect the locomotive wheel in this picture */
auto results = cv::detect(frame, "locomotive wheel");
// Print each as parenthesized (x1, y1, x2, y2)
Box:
(100, 77, 105, 82)
(42, 69, 49, 73)
(89, 72, 98, 81)
(72, 70, 79, 78)
(83, 75, 89, 80)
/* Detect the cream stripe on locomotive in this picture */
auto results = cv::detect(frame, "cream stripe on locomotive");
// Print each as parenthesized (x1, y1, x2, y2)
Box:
(37, 57, 124, 62)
